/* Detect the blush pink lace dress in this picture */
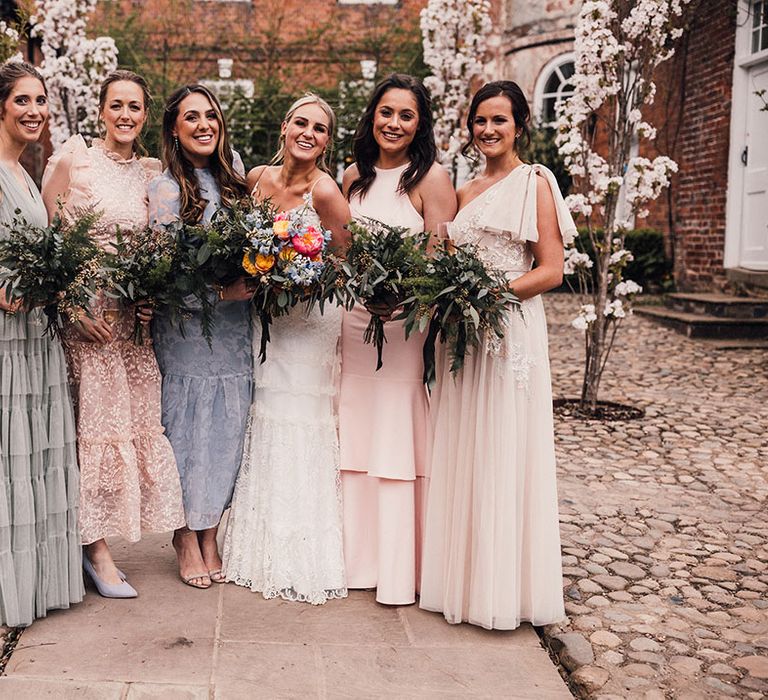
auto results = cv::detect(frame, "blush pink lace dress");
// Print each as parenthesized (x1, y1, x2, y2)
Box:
(42, 136, 185, 545)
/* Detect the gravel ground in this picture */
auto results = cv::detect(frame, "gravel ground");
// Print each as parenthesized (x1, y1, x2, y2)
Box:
(544, 293, 768, 699)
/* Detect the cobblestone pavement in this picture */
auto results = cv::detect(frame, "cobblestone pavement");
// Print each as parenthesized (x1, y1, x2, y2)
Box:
(544, 294, 768, 699)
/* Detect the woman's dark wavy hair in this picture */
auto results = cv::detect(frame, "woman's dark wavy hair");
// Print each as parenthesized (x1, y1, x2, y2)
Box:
(347, 73, 437, 202)
(461, 81, 531, 163)
(161, 84, 248, 224)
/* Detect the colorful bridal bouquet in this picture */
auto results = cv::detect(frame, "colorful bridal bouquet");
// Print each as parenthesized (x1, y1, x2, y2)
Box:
(202, 198, 334, 362)
(340, 218, 430, 370)
(400, 240, 520, 385)
(108, 225, 200, 345)
(0, 208, 107, 337)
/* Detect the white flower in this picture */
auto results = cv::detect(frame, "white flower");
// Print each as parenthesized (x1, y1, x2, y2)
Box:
(604, 299, 626, 318)
(614, 279, 642, 297)
(31, 0, 118, 149)
(563, 247, 594, 275)
(421, 0, 492, 178)
(571, 316, 588, 331)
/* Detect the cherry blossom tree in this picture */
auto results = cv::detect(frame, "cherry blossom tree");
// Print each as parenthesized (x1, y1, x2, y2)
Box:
(420, 0, 492, 183)
(31, 0, 118, 150)
(557, 0, 691, 413)
(0, 18, 23, 64)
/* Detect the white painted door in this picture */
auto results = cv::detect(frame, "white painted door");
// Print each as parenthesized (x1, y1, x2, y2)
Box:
(741, 62, 768, 270)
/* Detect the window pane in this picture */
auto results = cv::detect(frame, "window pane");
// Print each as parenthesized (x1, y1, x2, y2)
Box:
(762, 27, 768, 51)
(544, 72, 561, 94)
(561, 82, 575, 96)
(754, 1, 762, 28)
(560, 62, 575, 80)
(543, 97, 557, 123)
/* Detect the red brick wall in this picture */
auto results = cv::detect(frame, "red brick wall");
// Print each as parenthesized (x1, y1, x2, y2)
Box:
(670, 0, 735, 290)
(93, 0, 429, 87)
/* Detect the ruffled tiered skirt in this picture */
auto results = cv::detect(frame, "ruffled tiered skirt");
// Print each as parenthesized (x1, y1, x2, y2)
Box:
(63, 304, 184, 544)
(0, 309, 83, 627)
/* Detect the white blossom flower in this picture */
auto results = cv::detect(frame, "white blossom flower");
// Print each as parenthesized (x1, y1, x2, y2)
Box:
(31, 0, 118, 149)
(421, 0, 492, 179)
(604, 299, 626, 318)
(564, 247, 594, 275)
(614, 280, 643, 297)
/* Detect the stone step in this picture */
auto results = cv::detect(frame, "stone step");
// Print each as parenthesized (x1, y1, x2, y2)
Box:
(635, 306, 768, 339)
(664, 292, 768, 319)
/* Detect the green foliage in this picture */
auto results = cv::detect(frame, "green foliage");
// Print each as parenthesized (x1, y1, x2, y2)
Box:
(0, 207, 107, 336)
(567, 228, 674, 293)
(400, 241, 519, 385)
(524, 126, 572, 196)
(341, 218, 430, 370)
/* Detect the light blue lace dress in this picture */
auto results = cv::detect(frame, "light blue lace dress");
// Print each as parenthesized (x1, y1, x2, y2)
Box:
(0, 164, 83, 626)
(147, 168, 252, 531)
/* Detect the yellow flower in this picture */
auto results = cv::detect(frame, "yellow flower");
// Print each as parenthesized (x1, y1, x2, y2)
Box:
(242, 251, 258, 275)
(255, 253, 276, 272)
(273, 219, 290, 239)
(279, 247, 298, 263)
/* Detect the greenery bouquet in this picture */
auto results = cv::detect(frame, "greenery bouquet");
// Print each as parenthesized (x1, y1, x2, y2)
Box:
(0, 207, 107, 337)
(340, 218, 430, 370)
(400, 240, 520, 385)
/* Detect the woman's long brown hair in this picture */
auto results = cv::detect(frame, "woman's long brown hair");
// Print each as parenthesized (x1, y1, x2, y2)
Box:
(161, 84, 247, 223)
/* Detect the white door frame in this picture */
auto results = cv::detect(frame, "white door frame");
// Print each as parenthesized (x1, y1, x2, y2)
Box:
(725, 1, 768, 269)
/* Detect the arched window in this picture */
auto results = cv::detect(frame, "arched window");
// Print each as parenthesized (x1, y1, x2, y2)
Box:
(534, 53, 576, 126)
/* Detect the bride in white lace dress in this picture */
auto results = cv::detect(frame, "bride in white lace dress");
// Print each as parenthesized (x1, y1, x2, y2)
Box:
(221, 95, 351, 604)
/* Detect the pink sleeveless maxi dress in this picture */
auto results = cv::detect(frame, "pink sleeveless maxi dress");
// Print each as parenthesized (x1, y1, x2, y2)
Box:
(339, 163, 429, 605)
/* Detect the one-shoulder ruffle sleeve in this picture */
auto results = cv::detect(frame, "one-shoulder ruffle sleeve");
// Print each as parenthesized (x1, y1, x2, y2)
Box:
(41, 134, 93, 218)
(476, 163, 577, 247)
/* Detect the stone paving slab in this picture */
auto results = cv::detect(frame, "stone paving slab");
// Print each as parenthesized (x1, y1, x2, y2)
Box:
(3, 534, 569, 699)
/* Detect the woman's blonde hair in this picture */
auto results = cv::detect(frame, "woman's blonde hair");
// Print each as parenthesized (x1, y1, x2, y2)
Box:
(271, 93, 336, 174)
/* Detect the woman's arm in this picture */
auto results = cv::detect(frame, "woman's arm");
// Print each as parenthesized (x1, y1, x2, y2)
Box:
(416, 163, 457, 242)
(312, 177, 351, 254)
(41, 151, 74, 223)
(507, 173, 564, 301)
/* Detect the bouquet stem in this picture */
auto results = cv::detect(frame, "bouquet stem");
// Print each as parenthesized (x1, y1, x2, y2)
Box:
(258, 311, 272, 364)
(363, 314, 387, 371)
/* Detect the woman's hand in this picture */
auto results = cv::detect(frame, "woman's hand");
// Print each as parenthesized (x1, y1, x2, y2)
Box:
(219, 278, 253, 302)
(74, 312, 113, 344)
(0, 288, 23, 314)
(136, 301, 154, 325)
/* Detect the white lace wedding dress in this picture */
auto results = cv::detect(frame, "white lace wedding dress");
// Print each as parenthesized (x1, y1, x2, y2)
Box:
(222, 199, 347, 604)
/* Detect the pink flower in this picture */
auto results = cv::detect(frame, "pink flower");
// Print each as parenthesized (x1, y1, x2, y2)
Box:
(291, 225, 324, 257)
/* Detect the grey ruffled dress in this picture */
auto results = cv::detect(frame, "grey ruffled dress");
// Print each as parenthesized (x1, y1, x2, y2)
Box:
(0, 165, 83, 627)
(148, 168, 252, 531)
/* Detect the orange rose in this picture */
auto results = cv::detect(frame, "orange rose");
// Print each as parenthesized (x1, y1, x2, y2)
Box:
(242, 251, 258, 275)
(255, 253, 276, 272)
(273, 218, 291, 239)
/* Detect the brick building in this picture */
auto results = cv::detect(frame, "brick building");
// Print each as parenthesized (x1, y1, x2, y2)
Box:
(498, 0, 767, 292)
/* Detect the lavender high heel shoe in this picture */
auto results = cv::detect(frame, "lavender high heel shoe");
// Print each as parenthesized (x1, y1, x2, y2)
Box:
(83, 555, 138, 598)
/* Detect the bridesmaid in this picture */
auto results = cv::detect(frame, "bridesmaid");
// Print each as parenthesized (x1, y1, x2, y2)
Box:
(420, 81, 571, 629)
(0, 61, 83, 623)
(339, 73, 456, 605)
(42, 69, 185, 597)
(148, 85, 252, 590)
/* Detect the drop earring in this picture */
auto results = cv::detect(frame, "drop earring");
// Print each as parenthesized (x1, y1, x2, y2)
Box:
(173, 135, 179, 150)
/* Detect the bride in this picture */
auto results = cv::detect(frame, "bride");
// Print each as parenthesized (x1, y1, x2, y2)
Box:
(221, 94, 351, 604)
